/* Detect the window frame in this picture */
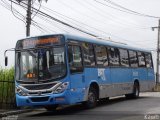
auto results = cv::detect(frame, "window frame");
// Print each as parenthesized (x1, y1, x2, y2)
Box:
(82, 42, 96, 68)
(67, 44, 84, 74)
(119, 48, 130, 67)
(94, 45, 109, 68)
(145, 52, 153, 68)
(108, 47, 120, 67)
(67, 39, 153, 69)
(128, 50, 138, 68)
(137, 51, 146, 68)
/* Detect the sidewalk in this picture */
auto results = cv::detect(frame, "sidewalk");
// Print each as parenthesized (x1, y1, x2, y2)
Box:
(0, 108, 33, 118)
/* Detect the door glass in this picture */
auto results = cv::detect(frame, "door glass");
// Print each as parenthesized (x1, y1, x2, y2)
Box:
(68, 45, 83, 73)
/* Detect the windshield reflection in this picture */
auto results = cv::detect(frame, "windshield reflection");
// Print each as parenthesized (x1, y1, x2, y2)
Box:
(15, 46, 66, 82)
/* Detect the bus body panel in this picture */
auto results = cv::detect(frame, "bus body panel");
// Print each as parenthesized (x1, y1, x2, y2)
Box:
(69, 73, 86, 103)
(83, 68, 99, 100)
(98, 68, 111, 98)
(109, 68, 132, 96)
(147, 68, 155, 81)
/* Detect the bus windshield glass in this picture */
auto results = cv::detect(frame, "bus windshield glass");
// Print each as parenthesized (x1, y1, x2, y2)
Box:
(15, 35, 66, 82)
(15, 46, 66, 82)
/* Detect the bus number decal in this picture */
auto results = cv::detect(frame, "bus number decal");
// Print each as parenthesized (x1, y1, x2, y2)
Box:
(98, 68, 106, 81)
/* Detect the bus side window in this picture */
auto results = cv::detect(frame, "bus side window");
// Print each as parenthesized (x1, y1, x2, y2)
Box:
(119, 49, 129, 67)
(129, 50, 138, 67)
(137, 52, 146, 67)
(68, 45, 83, 73)
(82, 43, 95, 67)
(145, 53, 153, 68)
(108, 47, 120, 66)
(95, 45, 108, 67)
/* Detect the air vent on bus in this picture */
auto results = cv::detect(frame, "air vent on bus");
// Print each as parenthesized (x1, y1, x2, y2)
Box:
(30, 97, 49, 102)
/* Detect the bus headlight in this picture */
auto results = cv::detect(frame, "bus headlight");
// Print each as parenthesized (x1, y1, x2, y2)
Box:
(16, 86, 28, 96)
(54, 82, 69, 93)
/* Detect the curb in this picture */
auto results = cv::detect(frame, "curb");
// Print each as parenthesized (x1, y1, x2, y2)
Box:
(0, 109, 33, 118)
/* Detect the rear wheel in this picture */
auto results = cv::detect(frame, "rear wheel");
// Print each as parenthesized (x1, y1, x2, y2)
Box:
(44, 105, 58, 111)
(133, 82, 140, 98)
(84, 87, 97, 108)
(125, 82, 139, 99)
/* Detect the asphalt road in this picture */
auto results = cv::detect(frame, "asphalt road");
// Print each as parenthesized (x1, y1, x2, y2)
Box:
(5, 92, 160, 120)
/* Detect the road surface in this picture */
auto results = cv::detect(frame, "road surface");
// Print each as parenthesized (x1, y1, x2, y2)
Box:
(3, 92, 160, 120)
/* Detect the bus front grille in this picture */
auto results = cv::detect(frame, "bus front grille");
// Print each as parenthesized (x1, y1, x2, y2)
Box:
(29, 91, 52, 95)
(22, 82, 57, 90)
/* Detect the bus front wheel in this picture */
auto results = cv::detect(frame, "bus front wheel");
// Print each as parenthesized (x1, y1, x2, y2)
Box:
(84, 87, 97, 108)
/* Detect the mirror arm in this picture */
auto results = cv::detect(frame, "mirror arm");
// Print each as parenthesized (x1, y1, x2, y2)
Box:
(4, 48, 15, 57)
(4, 48, 16, 66)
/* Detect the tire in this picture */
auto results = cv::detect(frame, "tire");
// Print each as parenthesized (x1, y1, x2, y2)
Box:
(125, 82, 139, 99)
(44, 105, 58, 111)
(84, 87, 97, 109)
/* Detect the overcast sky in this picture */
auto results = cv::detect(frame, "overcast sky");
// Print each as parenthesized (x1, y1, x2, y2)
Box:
(0, 0, 160, 68)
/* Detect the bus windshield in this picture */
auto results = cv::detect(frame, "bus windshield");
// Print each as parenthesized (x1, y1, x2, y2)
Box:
(15, 46, 66, 82)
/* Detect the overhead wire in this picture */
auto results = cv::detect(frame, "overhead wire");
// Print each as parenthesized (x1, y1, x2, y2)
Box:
(1, 0, 25, 24)
(10, 0, 26, 24)
(1, 0, 157, 49)
(34, 1, 143, 44)
(53, 0, 110, 28)
(1, 0, 51, 34)
(94, 0, 160, 19)
(104, 0, 160, 19)
(34, 2, 110, 36)
(31, 0, 42, 19)
(35, 14, 71, 33)
(14, 1, 67, 33)
(76, 0, 151, 30)
(15, 0, 99, 37)
(17, 1, 68, 33)
(90, 0, 152, 29)
(50, 0, 156, 46)
(32, 0, 155, 31)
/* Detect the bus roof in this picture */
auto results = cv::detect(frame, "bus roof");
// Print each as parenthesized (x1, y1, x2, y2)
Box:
(18, 33, 151, 53)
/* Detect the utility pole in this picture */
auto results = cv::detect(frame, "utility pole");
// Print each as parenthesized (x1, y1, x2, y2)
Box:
(152, 19, 160, 85)
(26, 0, 32, 37)
(17, 0, 48, 37)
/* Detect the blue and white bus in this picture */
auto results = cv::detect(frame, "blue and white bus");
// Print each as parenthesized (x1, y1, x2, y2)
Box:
(5, 34, 155, 110)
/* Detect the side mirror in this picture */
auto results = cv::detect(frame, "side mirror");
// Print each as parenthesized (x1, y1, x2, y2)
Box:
(5, 56, 8, 66)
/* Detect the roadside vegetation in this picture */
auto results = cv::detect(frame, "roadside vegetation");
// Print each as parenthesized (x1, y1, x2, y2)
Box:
(0, 67, 14, 81)
(0, 67, 15, 106)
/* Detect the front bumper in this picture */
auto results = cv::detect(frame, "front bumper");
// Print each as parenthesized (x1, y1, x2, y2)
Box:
(16, 90, 71, 107)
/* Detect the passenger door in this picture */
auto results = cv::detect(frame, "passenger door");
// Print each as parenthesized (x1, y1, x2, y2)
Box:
(68, 45, 85, 102)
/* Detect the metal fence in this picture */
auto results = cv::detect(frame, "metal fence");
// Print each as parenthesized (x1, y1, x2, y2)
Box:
(0, 79, 16, 109)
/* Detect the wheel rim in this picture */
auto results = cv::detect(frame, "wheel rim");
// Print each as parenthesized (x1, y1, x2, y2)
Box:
(88, 92, 95, 104)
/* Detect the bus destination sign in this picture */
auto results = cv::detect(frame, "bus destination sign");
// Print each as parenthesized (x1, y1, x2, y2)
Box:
(16, 35, 65, 49)
(23, 37, 59, 48)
